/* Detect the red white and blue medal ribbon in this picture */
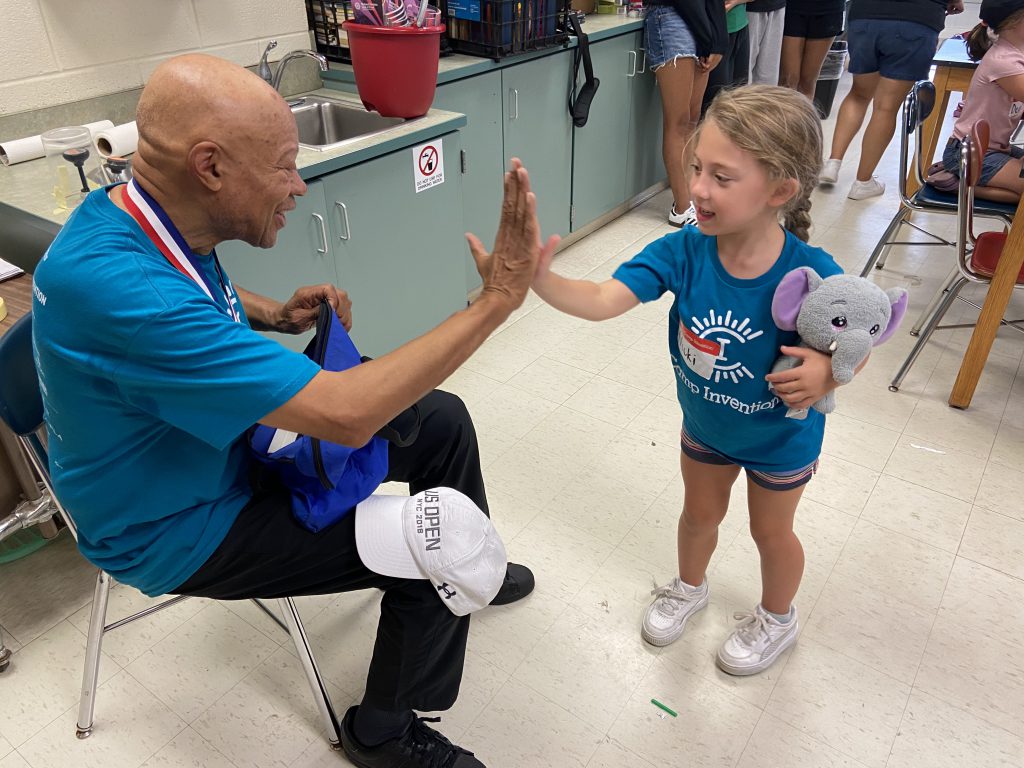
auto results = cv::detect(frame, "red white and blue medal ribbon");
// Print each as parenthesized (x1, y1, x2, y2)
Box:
(122, 180, 241, 323)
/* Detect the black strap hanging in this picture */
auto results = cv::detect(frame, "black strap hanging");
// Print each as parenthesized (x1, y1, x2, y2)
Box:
(567, 12, 600, 128)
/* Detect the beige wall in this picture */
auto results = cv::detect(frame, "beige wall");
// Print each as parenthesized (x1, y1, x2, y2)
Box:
(0, 0, 314, 116)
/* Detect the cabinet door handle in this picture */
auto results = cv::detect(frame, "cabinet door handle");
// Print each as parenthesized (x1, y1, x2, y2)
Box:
(509, 88, 519, 120)
(628, 50, 637, 77)
(312, 213, 328, 254)
(638, 48, 647, 74)
(335, 201, 351, 241)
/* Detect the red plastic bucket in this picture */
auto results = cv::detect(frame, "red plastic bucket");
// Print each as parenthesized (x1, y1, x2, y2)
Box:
(342, 22, 445, 119)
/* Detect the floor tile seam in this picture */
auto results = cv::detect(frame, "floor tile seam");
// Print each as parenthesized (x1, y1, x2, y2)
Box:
(768, 636, 915, 764)
(37, 665, 189, 765)
(498, 669, 607, 765)
(951, 548, 1024, 586)
(904, 681, 1024, 747)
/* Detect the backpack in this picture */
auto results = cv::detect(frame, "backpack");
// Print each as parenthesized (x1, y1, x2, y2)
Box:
(248, 302, 418, 532)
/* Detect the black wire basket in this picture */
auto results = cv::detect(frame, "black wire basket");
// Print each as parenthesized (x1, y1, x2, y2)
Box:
(306, 0, 356, 63)
(440, 0, 569, 60)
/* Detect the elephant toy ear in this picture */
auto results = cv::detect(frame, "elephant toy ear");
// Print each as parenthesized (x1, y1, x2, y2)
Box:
(772, 267, 822, 330)
(876, 288, 909, 345)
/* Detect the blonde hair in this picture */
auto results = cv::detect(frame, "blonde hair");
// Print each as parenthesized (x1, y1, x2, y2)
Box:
(694, 85, 823, 243)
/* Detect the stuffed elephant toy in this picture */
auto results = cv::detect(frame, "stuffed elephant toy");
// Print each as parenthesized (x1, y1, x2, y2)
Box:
(770, 267, 908, 419)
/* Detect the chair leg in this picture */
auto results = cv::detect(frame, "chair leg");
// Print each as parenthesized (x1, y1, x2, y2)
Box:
(911, 266, 960, 336)
(890, 277, 967, 392)
(279, 598, 342, 749)
(860, 206, 908, 277)
(76, 569, 111, 739)
(0, 627, 11, 673)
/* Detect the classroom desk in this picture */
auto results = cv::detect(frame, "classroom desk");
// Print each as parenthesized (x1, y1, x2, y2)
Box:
(0, 273, 32, 332)
(909, 36, 976, 197)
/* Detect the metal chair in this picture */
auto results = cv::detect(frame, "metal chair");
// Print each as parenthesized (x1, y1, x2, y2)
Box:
(0, 313, 342, 747)
(890, 120, 1024, 391)
(860, 81, 1016, 277)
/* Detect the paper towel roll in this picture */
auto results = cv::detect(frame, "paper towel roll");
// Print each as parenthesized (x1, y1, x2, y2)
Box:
(95, 121, 138, 158)
(0, 120, 114, 167)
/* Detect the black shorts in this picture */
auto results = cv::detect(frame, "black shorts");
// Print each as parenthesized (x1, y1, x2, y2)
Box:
(784, 10, 845, 40)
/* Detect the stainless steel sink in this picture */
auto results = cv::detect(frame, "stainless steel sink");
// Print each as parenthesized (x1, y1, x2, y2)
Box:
(290, 95, 415, 151)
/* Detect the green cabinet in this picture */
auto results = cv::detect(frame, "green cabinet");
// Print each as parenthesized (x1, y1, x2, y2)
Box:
(218, 179, 338, 352)
(570, 29, 666, 232)
(571, 32, 634, 231)
(322, 133, 468, 357)
(625, 31, 665, 200)
(432, 71, 505, 293)
(501, 50, 575, 242)
(217, 134, 468, 358)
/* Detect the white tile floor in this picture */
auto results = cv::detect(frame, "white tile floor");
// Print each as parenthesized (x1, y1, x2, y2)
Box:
(3, 55, 1024, 768)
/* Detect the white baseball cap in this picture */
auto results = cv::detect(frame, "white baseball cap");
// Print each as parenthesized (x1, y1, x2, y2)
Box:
(355, 487, 508, 616)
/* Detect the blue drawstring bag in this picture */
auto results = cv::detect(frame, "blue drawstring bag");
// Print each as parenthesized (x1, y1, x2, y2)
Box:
(248, 302, 400, 532)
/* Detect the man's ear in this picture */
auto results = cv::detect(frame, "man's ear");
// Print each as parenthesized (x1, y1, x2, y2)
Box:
(189, 141, 224, 192)
(769, 177, 800, 208)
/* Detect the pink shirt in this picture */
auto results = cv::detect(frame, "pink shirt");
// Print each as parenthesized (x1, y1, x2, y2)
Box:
(953, 37, 1024, 151)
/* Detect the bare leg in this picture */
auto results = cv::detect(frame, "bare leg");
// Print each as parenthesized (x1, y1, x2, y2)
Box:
(655, 58, 703, 212)
(855, 76, 915, 181)
(797, 37, 835, 101)
(747, 479, 806, 615)
(677, 452, 741, 586)
(779, 35, 805, 90)
(829, 72, 880, 161)
(978, 157, 1024, 201)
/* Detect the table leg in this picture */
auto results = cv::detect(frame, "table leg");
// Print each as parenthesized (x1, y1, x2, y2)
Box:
(948, 200, 1024, 408)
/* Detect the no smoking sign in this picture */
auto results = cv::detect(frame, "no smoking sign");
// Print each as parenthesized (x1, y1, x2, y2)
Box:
(412, 139, 445, 193)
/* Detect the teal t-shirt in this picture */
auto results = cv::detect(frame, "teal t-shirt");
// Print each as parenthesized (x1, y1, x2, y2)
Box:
(727, 5, 748, 33)
(613, 227, 842, 473)
(32, 187, 320, 596)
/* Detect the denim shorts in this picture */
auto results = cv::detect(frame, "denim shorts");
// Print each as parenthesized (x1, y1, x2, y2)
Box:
(679, 425, 819, 491)
(644, 6, 698, 70)
(942, 137, 1023, 186)
(847, 19, 939, 82)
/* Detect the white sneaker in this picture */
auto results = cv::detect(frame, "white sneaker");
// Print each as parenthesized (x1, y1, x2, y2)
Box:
(716, 604, 799, 676)
(668, 202, 698, 228)
(641, 576, 709, 647)
(819, 158, 841, 185)
(848, 177, 885, 200)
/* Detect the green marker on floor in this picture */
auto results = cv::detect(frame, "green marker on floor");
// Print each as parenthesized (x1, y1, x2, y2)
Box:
(650, 698, 677, 717)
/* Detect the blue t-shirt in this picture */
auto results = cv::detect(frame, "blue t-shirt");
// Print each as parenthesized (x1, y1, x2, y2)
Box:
(613, 227, 843, 473)
(32, 188, 320, 596)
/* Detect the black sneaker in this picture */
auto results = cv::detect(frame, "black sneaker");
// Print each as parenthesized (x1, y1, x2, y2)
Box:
(340, 706, 484, 768)
(488, 562, 535, 606)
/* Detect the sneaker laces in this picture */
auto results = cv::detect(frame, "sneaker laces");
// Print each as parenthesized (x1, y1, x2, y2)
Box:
(400, 715, 476, 768)
(731, 609, 771, 646)
(649, 577, 695, 616)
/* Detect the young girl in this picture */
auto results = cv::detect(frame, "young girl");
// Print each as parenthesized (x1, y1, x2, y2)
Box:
(532, 85, 849, 676)
(940, 0, 1024, 202)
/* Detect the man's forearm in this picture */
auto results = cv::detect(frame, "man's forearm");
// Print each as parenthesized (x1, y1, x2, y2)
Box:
(235, 286, 283, 332)
(263, 293, 511, 446)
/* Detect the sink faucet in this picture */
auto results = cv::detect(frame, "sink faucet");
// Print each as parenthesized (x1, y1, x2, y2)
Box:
(258, 41, 329, 93)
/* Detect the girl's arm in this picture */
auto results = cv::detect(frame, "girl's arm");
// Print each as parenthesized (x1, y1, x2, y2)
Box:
(995, 73, 1024, 103)
(532, 250, 640, 321)
(764, 347, 870, 412)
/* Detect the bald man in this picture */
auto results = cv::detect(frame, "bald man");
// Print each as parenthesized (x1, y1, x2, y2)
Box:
(32, 54, 557, 768)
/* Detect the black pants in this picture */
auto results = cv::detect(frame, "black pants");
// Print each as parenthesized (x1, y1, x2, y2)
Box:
(702, 25, 751, 116)
(173, 389, 486, 712)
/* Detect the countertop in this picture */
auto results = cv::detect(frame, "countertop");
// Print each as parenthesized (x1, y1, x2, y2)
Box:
(0, 88, 466, 229)
(322, 14, 644, 87)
